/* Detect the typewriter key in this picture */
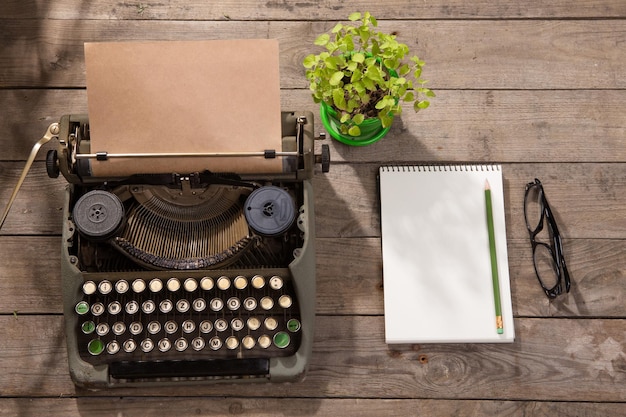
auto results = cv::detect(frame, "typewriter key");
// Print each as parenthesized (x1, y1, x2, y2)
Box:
(199, 320, 213, 333)
(91, 302, 105, 316)
(181, 320, 195, 333)
(269, 275, 283, 290)
(167, 278, 181, 292)
(184, 278, 198, 292)
(231, 318, 245, 331)
(192, 298, 207, 312)
(247, 317, 261, 331)
(260, 296, 274, 310)
(227, 297, 241, 311)
(98, 280, 113, 295)
(158, 338, 172, 352)
(209, 337, 222, 350)
(215, 319, 228, 332)
(149, 278, 163, 293)
(112, 321, 126, 336)
(75, 301, 90, 315)
(87, 339, 105, 356)
(106, 340, 120, 355)
(164, 320, 178, 334)
(242, 335, 255, 350)
(142, 300, 156, 314)
(258, 335, 271, 349)
(82, 281, 97, 296)
(278, 295, 292, 309)
(108, 301, 122, 315)
(273, 332, 290, 349)
(209, 298, 224, 312)
(264, 317, 278, 331)
(115, 279, 129, 294)
(132, 279, 146, 293)
(123, 339, 137, 353)
(251, 275, 265, 289)
(243, 297, 257, 311)
(191, 337, 205, 351)
(147, 321, 161, 334)
(216, 276, 230, 291)
(129, 322, 143, 335)
(287, 319, 301, 333)
(140, 338, 154, 353)
(200, 276, 214, 291)
(159, 299, 173, 314)
(225, 336, 239, 350)
(96, 323, 109, 336)
(72, 190, 125, 240)
(175, 338, 189, 352)
(81, 321, 95, 334)
(176, 299, 190, 313)
(125, 300, 139, 315)
(233, 275, 248, 290)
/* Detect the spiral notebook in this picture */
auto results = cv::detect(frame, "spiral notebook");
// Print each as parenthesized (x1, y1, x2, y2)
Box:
(379, 165, 515, 343)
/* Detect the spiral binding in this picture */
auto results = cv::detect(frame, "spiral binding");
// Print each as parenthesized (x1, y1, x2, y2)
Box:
(381, 164, 501, 173)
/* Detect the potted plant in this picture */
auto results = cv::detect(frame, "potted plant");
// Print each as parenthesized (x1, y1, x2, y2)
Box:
(303, 12, 434, 146)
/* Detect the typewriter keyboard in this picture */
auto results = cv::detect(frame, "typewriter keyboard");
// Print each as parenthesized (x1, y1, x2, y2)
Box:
(74, 271, 302, 366)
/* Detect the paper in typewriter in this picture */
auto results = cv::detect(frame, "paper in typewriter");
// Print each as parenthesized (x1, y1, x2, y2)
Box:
(379, 165, 515, 343)
(85, 40, 283, 177)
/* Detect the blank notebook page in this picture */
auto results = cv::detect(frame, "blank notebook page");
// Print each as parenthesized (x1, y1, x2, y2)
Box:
(379, 165, 514, 343)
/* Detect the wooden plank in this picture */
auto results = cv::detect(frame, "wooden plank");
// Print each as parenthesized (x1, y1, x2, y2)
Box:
(2, 89, 625, 163)
(1, 236, 624, 318)
(313, 162, 626, 240)
(1, 0, 625, 20)
(1, 162, 624, 239)
(0, 315, 624, 401)
(1, 20, 625, 89)
(1, 397, 625, 417)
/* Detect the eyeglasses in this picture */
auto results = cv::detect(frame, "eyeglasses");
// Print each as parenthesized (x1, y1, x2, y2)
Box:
(523, 179, 571, 298)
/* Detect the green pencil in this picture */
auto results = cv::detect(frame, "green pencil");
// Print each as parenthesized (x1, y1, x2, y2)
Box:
(485, 179, 504, 334)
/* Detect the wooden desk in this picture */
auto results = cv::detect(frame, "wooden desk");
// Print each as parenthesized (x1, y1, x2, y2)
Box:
(0, 2, 624, 415)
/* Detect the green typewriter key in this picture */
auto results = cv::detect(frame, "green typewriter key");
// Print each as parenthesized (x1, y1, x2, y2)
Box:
(81, 321, 95, 334)
(273, 331, 290, 349)
(75, 301, 89, 315)
(287, 318, 301, 332)
(87, 339, 105, 355)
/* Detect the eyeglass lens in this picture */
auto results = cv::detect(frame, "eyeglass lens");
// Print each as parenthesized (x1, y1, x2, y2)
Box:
(524, 183, 543, 233)
(533, 243, 559, 290)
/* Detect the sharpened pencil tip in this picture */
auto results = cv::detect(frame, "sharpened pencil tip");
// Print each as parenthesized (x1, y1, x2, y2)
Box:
(485, 179, 491, 190)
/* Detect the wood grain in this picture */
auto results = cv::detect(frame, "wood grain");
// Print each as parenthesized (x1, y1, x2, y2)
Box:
(2, 89, 625, 163)
(1, 20, 625, 89)
(1, 0, 625, 20)
(0, 315, 624, 402)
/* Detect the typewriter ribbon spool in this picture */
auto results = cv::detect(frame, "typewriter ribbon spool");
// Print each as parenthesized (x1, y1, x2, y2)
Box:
(244, 186, 296, 236)
(72, 190, 125, 240)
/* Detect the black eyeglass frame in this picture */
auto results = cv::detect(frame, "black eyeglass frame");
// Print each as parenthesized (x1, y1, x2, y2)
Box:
(523, 179, 571, 299)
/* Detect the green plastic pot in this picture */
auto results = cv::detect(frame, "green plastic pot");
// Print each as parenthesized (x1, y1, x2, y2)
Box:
(319, 101, 392, 146)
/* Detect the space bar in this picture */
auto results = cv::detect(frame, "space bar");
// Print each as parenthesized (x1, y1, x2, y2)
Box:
(110, 358, 270, 379)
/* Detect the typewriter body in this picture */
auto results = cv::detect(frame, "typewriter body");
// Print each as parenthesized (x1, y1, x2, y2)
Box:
(2, 111, 328, 388)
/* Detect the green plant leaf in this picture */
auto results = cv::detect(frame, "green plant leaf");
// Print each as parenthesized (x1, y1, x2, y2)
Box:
(348, 125, 361, 136)
(381, 114, 394, 128)
(303, 54, 316, 69)
(340, 112, 350, 123)
(351, 52, 365, 63)
(348, 12, 361, 21)
(353, 114, 365, 125)
(332, 23, 343, 33)
(403, 91, 415, 102)
(329, 71, 345, 86)
(333, 88, 347, 110)
(315, 34, 330, 46)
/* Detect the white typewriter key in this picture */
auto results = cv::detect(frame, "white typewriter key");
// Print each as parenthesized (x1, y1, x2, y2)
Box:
(234, 275, 248, 290)
(125, 300, 139, 315)
(91, 302, 105, 316)
(115, 279, 129, 294)
(175, 337, 188, 352)
(142, 299, 156, 314)
(231, 318, 245, 331)
(184, 277, 198, 292)
(209, 336, 222, 350)
(251, 275, 265, 289)
(260, 296, 274, 310)
(123, 339, 137, 353)
(129, 321, 143, 335)
(225, 336, 239, 350)
(164, 320, 178, 334)
(215, 318, 228, 332)
(106, 340, 120, 355)
(166, 277, 181, 292)
(199, 320, 213, 333)
(247, 317, 261, 331)
(209, 298, 224, 312)
(278, 295, 293, 309)
(141, 338, 154, 353)
(269, 275, 283, 290)
(96, 322, 110, 336)
(159, 299, 173, 314)
(176, 299, 190, 313)
(147, 320, 161, 335)
(112, 321, 126, 336)
(243, 297, 257, 311)
(242, 335, 256, 350)
(200, 276, 214, 291)
(216, 276, 230, 291)
(149, 278, 163, 293)
(98, 280, 113, 295)
(82, 281, 97, 295)
(191, 337, 205, 351)
(227, 297, 241, 311)
(182, 320, 195, 334)
(107, 301, 122, 315)
(264, 317, 278, 331)
(258, 334, 272, 349)
(132, 279, 146, 293)
(192, 298, 207, 312)
(158, 338, 172, 352)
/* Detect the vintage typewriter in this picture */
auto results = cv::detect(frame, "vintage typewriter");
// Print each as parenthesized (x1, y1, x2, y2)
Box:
(1, 111, 329, 388)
